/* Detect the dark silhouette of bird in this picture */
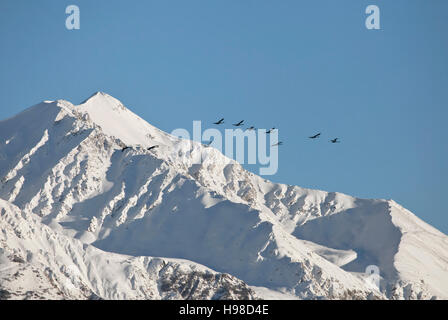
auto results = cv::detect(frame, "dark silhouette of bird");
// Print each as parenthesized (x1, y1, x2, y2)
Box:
(213, 118, 224, 125)
(147, 145, 159, 151)
(121, 146, 130, 152)
(266, 127, 276, 134)
(272, 142, 283, 146)
(233, 120, 244, 127)
(204, 138, 214, 147)
(309, 133, 321, 139)
(246, 126, 255, 131)
(330, 138, 340, 143)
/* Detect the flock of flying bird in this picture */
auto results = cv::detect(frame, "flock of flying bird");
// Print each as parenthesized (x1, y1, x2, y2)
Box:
(120, 118, 340, 153)
(212, 118, 341, 146)
(121, 144, 159, 152)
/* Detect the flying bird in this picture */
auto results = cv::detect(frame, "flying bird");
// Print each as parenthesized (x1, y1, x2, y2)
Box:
(147, 145, 159, 151)
(213, 118, 224, 125)
(330, 138, 340, 143)
(272, 142, 283, 146)
(204, 138, 214, 147)
(309, 133, 321, 139)
(233, 120, 244, 127)
(246, 126, 255, 131)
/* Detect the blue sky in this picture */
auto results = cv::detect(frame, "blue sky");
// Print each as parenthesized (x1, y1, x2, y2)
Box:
(0, 0, 447, 232)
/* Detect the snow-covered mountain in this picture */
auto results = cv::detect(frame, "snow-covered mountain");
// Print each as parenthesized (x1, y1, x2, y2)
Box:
(0, 92, 447, 300)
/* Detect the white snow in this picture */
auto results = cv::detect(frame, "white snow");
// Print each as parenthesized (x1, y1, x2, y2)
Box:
(0, 92, 447, 300)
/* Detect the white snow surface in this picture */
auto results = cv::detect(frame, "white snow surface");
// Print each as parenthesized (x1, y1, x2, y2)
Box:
(0, 92, 447, 300)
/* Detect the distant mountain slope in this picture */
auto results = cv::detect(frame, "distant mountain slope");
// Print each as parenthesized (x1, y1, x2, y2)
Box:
(0, 93, 446, 299)
(0, 199, 258, 300)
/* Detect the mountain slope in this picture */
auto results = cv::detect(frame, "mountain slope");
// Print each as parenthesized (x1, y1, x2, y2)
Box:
(0, 92, 447, 299)
(0, 198, 259, 300)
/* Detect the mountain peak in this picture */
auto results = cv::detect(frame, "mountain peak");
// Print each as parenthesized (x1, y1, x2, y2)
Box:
(84, 91, 112, 99)
(75, 92, 169, 147)
(79, 91, 125, 110)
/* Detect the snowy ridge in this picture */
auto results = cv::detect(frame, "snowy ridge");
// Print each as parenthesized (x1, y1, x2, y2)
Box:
(0, 92, 447, 300)
(0, 199, 257, 300)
